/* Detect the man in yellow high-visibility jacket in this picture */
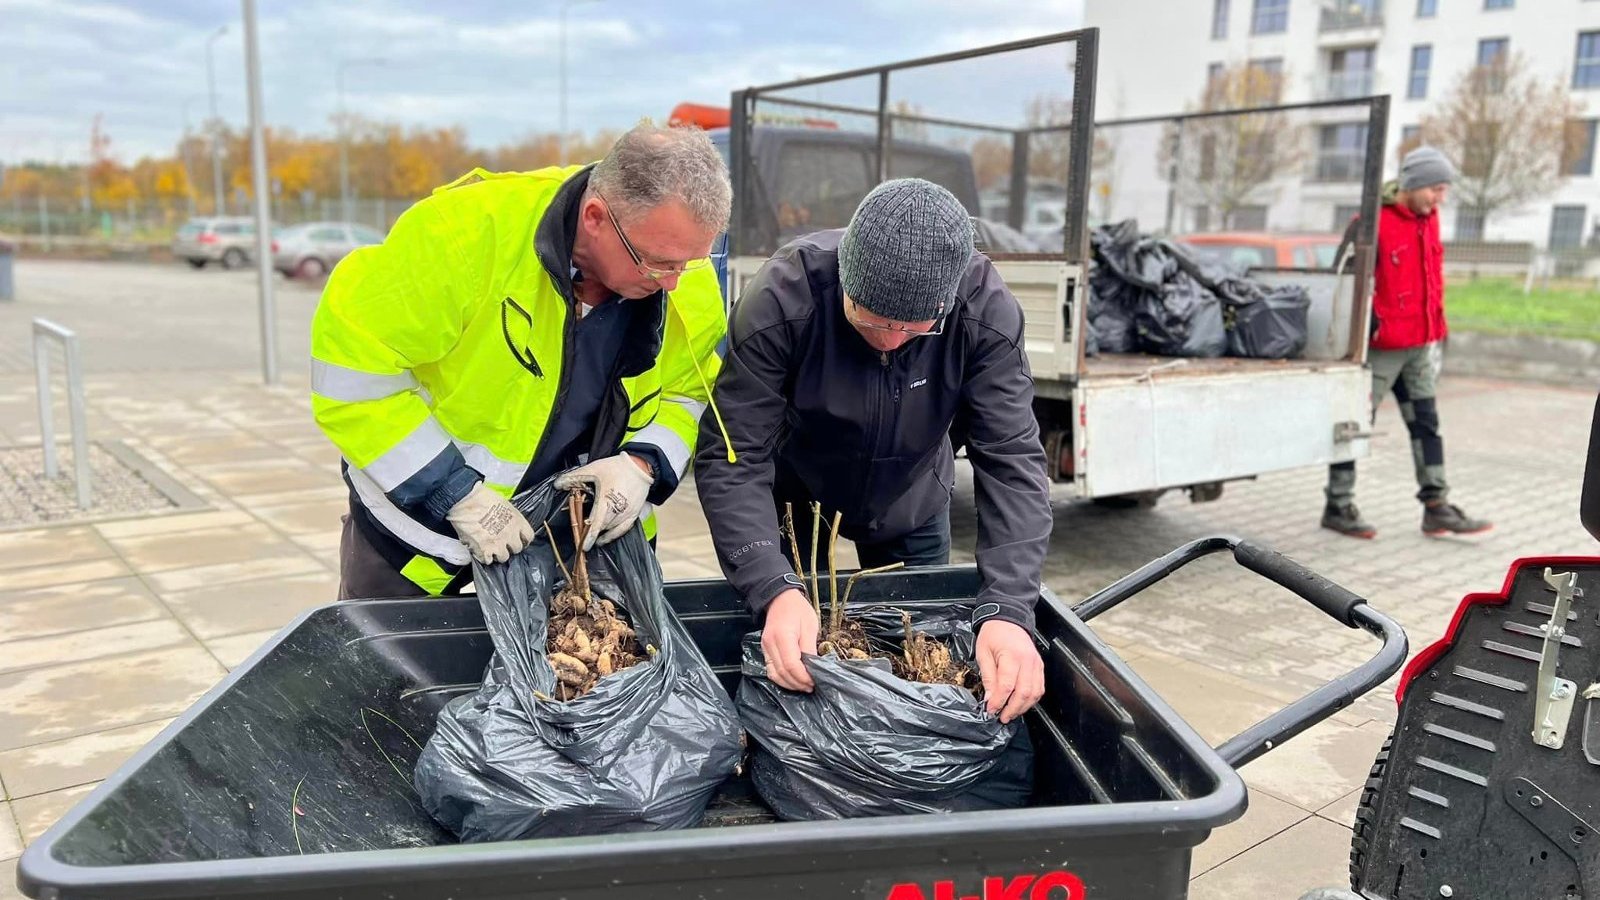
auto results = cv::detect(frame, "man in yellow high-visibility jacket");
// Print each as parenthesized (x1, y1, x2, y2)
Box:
(311, 123, 731, 599)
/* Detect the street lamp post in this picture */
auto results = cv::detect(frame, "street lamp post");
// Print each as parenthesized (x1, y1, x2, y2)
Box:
(557, 0, 600, 164)
(241, 0, 277, 386)
(205, 24, 228, 215)
(338, 57, 387, 224)
(180, 97, 201, 216)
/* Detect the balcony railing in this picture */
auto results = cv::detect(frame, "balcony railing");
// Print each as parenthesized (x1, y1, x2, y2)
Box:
(1312, 150, 1365, 183)
(1320, 3, 1382, 31)
(1319, 69, 1375, 100)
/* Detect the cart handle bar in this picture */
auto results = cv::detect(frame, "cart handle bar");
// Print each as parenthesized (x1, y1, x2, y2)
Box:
(1072, 536, 1408, 769)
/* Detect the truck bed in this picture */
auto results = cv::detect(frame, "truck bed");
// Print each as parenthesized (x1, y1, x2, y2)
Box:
(1082, 352, 1356, 381)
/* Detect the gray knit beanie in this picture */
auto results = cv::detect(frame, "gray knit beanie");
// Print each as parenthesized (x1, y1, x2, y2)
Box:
(838, 178, 975, 322)
(1400, 146, 1455, 191)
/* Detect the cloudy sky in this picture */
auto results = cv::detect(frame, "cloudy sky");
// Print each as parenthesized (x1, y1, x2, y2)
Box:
(0, 0, 1084, 166)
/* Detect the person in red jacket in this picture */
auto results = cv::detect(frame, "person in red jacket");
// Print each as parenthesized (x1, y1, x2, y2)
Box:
(1323, 146, 1492, 539)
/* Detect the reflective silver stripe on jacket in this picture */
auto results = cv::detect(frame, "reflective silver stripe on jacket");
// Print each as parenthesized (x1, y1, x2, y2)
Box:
(311, 360, 419, 402)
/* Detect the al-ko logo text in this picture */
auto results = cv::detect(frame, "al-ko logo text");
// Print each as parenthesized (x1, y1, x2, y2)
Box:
(884, 870, 1087, 900)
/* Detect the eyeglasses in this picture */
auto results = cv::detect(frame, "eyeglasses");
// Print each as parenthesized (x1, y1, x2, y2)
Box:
(844, 296, 946, 338)
(596, 191, 711, 280)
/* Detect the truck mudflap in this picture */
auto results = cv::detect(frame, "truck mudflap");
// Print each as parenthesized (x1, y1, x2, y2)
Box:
(1353, 557, 1600, 900)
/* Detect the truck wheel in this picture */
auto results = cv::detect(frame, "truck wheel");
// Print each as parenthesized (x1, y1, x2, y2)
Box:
(1348, 731, 1392, 890)
(221, 248, 246, 270)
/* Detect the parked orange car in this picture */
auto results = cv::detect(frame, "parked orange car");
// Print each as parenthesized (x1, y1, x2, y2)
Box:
(1176, 232, 1341, 270)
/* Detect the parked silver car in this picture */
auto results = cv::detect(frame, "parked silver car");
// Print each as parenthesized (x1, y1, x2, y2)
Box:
(272, 222, 385, 279)
(172, 217, 259, 269)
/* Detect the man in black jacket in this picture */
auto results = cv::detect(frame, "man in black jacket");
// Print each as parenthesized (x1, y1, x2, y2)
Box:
(694, 178, 1052, 723)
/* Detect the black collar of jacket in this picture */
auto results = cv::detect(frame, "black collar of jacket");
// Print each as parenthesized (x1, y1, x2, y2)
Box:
(534, 164, 666, 379)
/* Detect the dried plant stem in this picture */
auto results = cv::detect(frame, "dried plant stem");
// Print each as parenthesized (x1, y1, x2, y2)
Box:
(826, 511, 843, 632)
(901, 609, 917, 669)
(568, 491, 591, 604)
(783, 502, 818, 618)
(543, 521, 575, 587)
(808, 502, 821, 608)
(840, 561, 906, 611)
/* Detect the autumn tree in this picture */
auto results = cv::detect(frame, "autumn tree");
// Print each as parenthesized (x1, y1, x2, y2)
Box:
(1158, 62, 1308, 230)
(0, 111, 628, 236)
(1416, 52, 1583, 235)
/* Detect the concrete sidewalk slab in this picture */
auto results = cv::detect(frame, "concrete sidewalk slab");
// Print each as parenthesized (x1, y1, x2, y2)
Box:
(0, 579, 165, 643)
(0, 720, 172, 801)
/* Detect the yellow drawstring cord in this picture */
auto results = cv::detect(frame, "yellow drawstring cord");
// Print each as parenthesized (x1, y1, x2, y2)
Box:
(668, 297, 737, 464)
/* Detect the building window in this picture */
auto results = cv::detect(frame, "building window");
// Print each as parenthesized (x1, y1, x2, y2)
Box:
(1478, 38, 1510, 92)
(1416, 0, 1437, 15)
(1408, 45, 1432, 99)
(1485, 0, 1514, 8)
(1251, 0, 1288, 34)
(1550, 205, 1586, 250)
(1315, 122, 1368, 181)
(1333, 204, 1362, 232)
(1212, 0, 1230, 39)
(1207, 61, 1225, 87)
(1325, 46, 1375, 99)
(1462, 124, 1499, 177)
(1564, 119, 1598, 175)
(1576, 32, 1600, 88)
(1193, 205, 1212, 232)
(1456, 207, 1486, 241)
(1478, 38, 1509, 68)
(1248, 56, 1285, 102)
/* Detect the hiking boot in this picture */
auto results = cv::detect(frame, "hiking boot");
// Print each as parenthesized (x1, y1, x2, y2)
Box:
(1423, 502, 1493, 537)
(1322, 503, 1376, 539)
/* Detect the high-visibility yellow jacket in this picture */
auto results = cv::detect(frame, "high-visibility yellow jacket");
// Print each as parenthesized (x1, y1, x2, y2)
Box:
(311, 164, 727, 595)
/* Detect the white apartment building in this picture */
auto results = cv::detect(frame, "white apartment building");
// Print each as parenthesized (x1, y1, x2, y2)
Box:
(1083, 0, 1600, 249)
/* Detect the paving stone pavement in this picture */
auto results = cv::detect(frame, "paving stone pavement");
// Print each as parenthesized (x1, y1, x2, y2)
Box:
(0, 259, 1595, 898)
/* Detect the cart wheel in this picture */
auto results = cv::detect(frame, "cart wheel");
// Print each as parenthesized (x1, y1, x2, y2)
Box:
(1348, 731, 1393, 890)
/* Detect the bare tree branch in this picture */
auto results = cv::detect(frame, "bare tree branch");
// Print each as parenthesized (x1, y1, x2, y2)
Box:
(1419, 52, 1584, 229)
(1156, 63, 1308, 229)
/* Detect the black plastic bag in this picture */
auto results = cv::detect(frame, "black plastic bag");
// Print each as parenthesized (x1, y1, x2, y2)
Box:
(1168, 248, 1311, 359)
(413, 478, 744, 842)
(1226, 286, 1311, 359)
(1087, 277, 1139, 356)
(737, 603, 1034, 821)
(1134, 271, 1227, 358)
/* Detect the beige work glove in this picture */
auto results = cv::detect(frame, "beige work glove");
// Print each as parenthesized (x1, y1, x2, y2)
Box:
(553, 454, 655, 550)
(445, 482, 534, 564)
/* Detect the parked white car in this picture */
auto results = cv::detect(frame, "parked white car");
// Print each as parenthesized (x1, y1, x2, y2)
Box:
(172, 217, 259, 269)
(272, 222, 385, 279)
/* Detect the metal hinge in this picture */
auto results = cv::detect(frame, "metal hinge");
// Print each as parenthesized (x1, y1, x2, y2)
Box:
(1533, 569, 1583, 749)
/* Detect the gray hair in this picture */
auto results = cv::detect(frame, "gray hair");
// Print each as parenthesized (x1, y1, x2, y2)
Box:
(587, 120, 731, 232)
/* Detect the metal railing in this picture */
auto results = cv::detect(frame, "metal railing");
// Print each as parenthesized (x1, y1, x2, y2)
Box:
(1319, 70, 1375, 100)
(1320, 4, 1382, 31)
(33, 319, 91, 509)
(1311, 149, 1367, 182)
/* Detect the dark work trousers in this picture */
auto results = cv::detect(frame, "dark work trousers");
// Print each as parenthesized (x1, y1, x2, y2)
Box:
(1327, 342, 1448, 508)
(337, 513, 433, 601)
